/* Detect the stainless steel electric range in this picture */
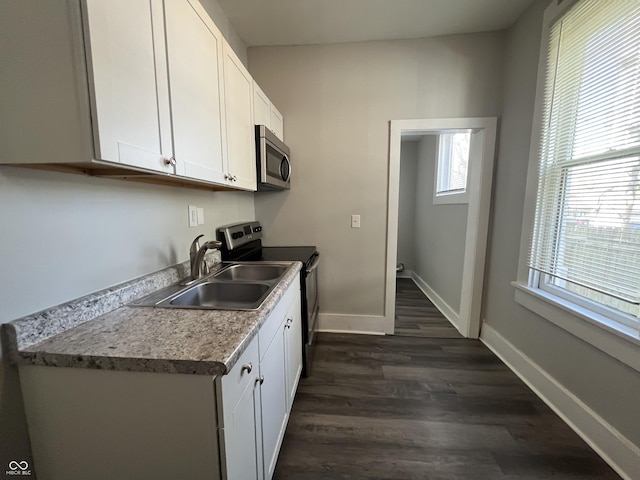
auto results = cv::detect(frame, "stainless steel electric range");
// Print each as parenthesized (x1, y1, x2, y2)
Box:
(216, 221, 319, 376)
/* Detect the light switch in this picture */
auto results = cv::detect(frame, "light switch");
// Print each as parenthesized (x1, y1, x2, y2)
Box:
(196, 207, 204, 225)
(351, 214, 361, 228)
(188, 205, 198, 227)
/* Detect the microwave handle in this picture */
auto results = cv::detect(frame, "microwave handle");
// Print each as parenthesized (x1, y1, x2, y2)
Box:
(281, 155, 292, 182)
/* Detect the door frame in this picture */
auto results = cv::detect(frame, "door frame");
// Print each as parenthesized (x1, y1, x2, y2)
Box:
(385, 117, 497, 338)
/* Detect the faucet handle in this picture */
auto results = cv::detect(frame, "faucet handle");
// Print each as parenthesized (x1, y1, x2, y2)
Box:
(190, 234, 205, 255)
(204, 240, 222, 249)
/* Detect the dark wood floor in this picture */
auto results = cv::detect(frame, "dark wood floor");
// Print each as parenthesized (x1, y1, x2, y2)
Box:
(395, 278, 463, 338)
(273, 333, 619, 479)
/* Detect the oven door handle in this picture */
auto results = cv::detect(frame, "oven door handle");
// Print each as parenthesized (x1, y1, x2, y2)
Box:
(306, 255, 320, 273)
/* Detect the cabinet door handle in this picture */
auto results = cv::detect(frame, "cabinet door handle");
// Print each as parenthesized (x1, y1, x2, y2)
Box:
(256, 375, 264, 385)
(241, 363, 253, 374)
(163, 156, 176, 167)
(285, 318, 293, 329)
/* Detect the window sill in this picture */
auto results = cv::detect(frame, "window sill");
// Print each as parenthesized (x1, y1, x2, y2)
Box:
(512, 281, 640, 373)
(433, 192, 469, 205)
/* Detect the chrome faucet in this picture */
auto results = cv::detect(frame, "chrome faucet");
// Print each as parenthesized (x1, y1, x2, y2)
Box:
(190, 235, 222, 280)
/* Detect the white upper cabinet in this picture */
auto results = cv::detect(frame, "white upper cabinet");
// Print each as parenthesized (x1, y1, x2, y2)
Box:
(83, 0, 174, 173)
(222, 43, 257, 190)
(269, 105, 284, 141)
(254, 84, 271, 129)
(0, 0, 266, 192)
(253, 82, 285, 142)
(165, 0, 226, 183)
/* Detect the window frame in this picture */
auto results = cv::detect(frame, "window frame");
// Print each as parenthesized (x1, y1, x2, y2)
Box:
(514, 0, 640, 374)
(433, 132, 471, 205)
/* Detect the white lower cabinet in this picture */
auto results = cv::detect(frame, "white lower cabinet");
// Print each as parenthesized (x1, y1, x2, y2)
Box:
(18, 275, 302, 480)
(285, 295, 303, 410)
(219, 336, 263, 480)
(222, 273, 301, 480)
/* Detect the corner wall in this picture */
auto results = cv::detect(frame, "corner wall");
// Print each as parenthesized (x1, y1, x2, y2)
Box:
(250, 33, 505, 326)
(481, 0, 640, 475)
(413, 135, 467, 314)
(397, 141, 418, 273)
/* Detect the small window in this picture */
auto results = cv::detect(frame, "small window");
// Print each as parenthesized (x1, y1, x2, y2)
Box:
(434, 131, 471, 204)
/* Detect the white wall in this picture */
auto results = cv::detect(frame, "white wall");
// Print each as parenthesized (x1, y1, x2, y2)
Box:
(483, 0, 640, 462)
(0, 0, 253, 468)
(397, 141, 418, 272)
(0, 169, 254, 325)
(0, 167, 254, 466)
(413, 135, 467, 313)
(250, 33, 505, 324)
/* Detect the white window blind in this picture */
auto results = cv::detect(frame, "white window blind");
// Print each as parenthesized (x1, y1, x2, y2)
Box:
(436, 132, 470, 196)
(529, 0, 640, 320)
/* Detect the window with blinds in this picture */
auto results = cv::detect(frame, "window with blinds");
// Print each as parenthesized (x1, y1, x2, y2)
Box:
(529, 0, 640, 327)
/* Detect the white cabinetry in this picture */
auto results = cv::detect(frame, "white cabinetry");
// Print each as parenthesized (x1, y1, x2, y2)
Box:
(253, 82, 285, 141)
(165, 0, 226, 183)
(259, 318, 288, 479)
(270, 105, 284, 141)
(219, 336, 263, 480)
(84, 0, 174, 174)
(255, 273, 301, 479)
(254, 84, 271, 129)
(284, 295, 303, 410)
(222, 43, 257, 190)
(1, 0, 264, 192)
(18, 274, 302, 480)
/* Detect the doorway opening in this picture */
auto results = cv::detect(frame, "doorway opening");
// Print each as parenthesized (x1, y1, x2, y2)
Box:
(385, 118, 497, 338)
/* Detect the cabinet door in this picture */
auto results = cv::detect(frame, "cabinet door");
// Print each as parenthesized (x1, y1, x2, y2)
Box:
(223, 43, 257, 191)
(225, 378, 262, 480)
(221, 337, 263, 480)
(84, 0, 173, 173)
(284, 295, 302, 410)
(253, 83, 271, 129)
(260, 326, 287, 480)
(270, 104, 284, 142)
(165, 0, 226, 183)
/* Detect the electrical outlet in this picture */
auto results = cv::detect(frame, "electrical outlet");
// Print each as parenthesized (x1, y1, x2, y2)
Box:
(188, 205, 198, 227)
(196, 207, 204, 225)
(351, 214, 361, 228)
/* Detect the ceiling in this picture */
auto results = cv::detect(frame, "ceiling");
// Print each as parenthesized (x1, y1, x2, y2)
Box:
(217, 0, 535, 47)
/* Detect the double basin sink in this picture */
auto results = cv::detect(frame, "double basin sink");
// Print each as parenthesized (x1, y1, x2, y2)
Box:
(131, 262, 290, 311)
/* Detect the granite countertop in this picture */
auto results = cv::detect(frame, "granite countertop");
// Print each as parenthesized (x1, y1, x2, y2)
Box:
(2, 258, 302, 377)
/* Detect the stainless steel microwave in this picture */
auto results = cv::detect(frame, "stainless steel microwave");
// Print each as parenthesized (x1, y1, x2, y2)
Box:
(256, 125, 291, 190)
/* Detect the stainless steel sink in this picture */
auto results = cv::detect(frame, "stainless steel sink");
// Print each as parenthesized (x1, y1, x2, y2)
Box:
(168, 281, 271, 309)
(213, 264, 289, 282)
(129, 261, 291, 311)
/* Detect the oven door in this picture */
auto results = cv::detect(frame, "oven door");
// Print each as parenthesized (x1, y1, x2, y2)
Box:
(305, 254, 319, 345)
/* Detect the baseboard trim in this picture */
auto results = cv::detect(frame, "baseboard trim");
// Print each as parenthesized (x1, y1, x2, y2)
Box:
(396, 269, 414, 279)
(316, 313, 386, 335)
(480, 323, 640, 480)
(410, 273, 462, 333)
